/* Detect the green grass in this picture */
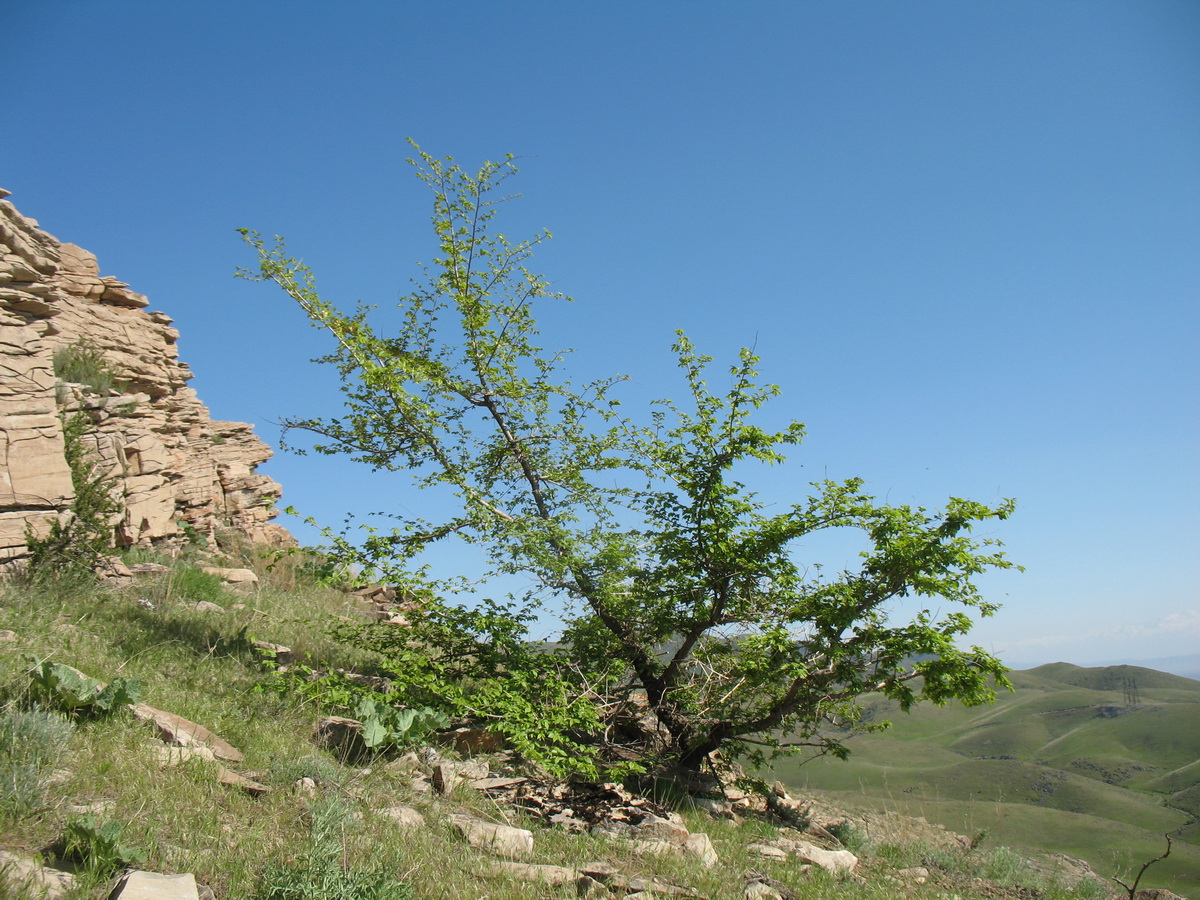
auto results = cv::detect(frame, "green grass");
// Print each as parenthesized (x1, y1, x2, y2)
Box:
(764, 661, 1200, 899)
(0, 556, 1163, 899)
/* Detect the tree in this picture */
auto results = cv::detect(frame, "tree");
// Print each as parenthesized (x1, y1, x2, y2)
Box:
(239, 145, 1019, 775)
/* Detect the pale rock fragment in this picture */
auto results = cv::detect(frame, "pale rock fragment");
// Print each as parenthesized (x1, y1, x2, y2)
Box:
(0, 850, 75, 900)
(110, 871, 199, 900)
(130, 703, 244, 762)
(380, 805, 425, 829)
(449, 813, 534, 858)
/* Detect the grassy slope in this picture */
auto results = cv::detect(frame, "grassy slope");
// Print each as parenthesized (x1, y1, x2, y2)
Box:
(766, 663, 1200, 898)
(1, 555, 1118, 900)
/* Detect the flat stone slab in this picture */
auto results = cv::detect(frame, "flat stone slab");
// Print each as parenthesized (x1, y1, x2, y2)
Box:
(486, 861, 577, 884)
(216, 766, 269, 795)
(579, 862, 699, 897)
(152, 745, 216, 766)
(0, 850, 76, 899)
(111, 871, 199, 900)
(470, 776, 527, 791)
(130, 704, 244, 762)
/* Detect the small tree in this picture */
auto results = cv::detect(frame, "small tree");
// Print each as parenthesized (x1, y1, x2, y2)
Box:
(26, 412, 121, 583)
(239, 145, 1019, 774)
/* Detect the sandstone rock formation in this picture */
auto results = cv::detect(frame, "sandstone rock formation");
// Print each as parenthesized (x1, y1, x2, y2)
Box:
(0, 187, 291, 570)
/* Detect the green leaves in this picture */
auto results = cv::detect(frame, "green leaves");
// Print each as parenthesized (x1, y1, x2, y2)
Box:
(351, 698, 449, 751)
(28, 660, 142, 716)
(65, 815, 146, 874)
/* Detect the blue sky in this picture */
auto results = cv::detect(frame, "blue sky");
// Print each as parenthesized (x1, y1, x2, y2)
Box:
(3, 1, 1197, 670)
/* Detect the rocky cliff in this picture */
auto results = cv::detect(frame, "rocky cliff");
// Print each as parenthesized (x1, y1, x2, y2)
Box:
(0, 188, 291, 570)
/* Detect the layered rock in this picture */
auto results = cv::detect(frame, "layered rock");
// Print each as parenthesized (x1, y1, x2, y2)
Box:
(0, 188, 291, 569)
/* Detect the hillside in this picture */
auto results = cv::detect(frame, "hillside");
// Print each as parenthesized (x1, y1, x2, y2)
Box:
(0, 552, 1127, 900)
(767, 662, 1200, 897)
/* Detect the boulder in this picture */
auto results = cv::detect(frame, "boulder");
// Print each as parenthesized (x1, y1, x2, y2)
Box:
(631, 812, 690, 844)
(432, 762, 459, 795)
(201, 566, 258, 587)
(684, 832, 719, 868)
(776, 838, 857, 875)
(745, 882, 785, 900)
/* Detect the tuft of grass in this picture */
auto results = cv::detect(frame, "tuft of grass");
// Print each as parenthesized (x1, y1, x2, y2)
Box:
(0, 706, 74, 820)
(52, 339, 125, 397)
(252, 797, 410, 900)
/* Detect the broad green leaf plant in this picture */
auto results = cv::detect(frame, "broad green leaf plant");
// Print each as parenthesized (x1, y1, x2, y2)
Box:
(240, 143, 1019, 774)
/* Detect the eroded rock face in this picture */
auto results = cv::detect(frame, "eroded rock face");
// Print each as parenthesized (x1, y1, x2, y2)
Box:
(0, 188, 292, 569)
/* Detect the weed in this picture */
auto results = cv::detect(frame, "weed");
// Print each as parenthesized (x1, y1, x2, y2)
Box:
(153, 566, 229, 607)
(64, 814, 147, 875)
(266, 755, 343, 789)
(982, 845, 1031, 885)
(27, 659, 141, 716)
(827, 820, 866, 853)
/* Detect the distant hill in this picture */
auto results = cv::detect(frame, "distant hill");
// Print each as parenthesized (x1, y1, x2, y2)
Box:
(766, 662, 1200, 897)
(1025, 661, 1200, 693)
(1127, 655, 1200, 682)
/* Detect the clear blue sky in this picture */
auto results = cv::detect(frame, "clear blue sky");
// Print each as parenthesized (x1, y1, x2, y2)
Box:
(3, 1, 1197, 670)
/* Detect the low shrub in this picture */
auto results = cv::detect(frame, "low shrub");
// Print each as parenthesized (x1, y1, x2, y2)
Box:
(25, 412, 121, 584)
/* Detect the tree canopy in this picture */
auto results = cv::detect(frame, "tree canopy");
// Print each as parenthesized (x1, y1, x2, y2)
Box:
(239, 145, 1019, 776)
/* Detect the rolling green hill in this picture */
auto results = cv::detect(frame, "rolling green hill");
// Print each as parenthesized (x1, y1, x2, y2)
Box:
(766, 663, 1200, 897)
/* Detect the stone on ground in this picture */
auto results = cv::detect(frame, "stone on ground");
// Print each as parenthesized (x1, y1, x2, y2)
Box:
(487, 861, 577, 884)
(449, 813, 534, 858)
(380, 805, 426, 829)
(778, 838, 858, 875)
(111, 871, 199, 900)
(130, 704, 244, 762)
(0, 851, 75, 900)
